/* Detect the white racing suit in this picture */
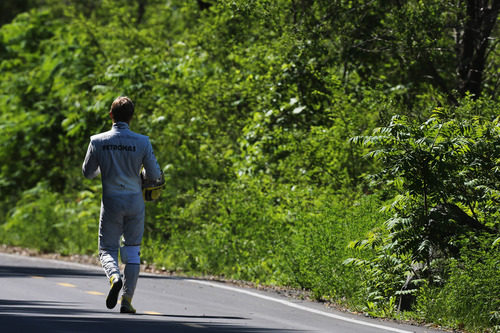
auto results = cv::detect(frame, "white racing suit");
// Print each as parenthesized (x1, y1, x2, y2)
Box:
(82, 122, 161, 299)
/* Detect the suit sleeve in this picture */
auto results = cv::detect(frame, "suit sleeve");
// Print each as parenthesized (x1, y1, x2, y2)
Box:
(142, 138, 162, 180)
(82, 141, 101, 179)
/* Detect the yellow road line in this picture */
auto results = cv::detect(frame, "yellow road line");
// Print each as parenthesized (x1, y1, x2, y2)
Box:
(31, 276, 44, 279)
(86, 291, 105, 296)
(144, 311, 162, 315)
(57, 282, 76, 288)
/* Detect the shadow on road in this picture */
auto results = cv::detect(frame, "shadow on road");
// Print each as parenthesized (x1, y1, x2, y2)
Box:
(0, 263, 302, 332)
(0, 299, 107, 316)
(0, 264, 102, 278)
(0, 300, 299, 333)
(0, 299, 247, 320)
(0, 315, 301, 333)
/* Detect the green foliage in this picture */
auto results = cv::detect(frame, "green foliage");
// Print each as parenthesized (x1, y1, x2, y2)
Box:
(0, 182, 99, 254)
(143, 176, 385, 304)
(284, 191, 385, 302)
(237, 77, 381, 190)
(354, 99, 499, 262)
(415, 239, 500, 332)
(345, 229, 425, 316)
(346, 97, 500, 329)
(0, 0, 37, 26)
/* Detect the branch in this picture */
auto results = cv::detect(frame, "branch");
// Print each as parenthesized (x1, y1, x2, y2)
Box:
(432, 203, 496, 234)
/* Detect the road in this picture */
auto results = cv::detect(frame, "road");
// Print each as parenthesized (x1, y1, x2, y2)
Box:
(0, 252, 443, 333)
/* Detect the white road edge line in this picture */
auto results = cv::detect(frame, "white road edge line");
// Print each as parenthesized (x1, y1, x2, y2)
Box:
(0, 253, 414, 332)
(187, 279, 414, 333)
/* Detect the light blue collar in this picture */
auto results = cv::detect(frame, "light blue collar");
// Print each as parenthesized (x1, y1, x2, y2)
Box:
(112, 122, 130, 130)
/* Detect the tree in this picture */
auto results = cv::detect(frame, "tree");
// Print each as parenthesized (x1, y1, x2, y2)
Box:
(291, 0, 499, 105)
(0, 0, 37, 26)
(456, 0, 500, 98)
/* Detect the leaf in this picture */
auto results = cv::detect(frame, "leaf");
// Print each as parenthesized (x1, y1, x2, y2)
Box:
(292, 105, 306, 114)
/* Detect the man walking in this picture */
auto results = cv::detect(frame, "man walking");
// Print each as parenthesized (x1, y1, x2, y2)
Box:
(82, 96, 162, 313)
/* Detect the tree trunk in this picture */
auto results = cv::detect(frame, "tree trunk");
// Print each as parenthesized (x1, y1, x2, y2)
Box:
(456, 0, 500, 98)
(137, 0, 147, 25)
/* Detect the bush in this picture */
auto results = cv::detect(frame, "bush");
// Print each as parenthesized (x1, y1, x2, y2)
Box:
(0, 181, 100, 255)
(352, 97, 499, 270)
(346, 97, 500, 326)
(416, 238, 500, 332)
(283, 189, 385, 303)
(142, 175, 386, 305)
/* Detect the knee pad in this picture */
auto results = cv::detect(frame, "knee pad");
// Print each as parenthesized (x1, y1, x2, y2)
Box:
(120, 245, 141, 264)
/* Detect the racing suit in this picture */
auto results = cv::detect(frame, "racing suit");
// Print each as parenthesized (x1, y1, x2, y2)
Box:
(82, 121, 161, 299)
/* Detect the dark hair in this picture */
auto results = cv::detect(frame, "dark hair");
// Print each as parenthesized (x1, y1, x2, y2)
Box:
(110, 96, 134, 123)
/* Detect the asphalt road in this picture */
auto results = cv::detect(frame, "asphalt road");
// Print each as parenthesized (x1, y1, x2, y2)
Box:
(0, 252, 443, 333)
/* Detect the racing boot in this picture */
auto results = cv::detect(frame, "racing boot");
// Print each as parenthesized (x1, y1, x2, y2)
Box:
(106, 273, 123, 309)
(120, 295, 136, 314)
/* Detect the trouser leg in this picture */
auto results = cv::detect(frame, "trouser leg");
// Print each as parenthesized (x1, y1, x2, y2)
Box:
(121, 194, 145, 299)
(98, 198, 123, 279)
(123, 263, 140, 298)
(99, 248, 120, 278)
(120, 244, 142, 298)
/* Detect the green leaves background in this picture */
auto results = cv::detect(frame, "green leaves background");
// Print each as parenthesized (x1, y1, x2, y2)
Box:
(0, 1, 498, 331)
